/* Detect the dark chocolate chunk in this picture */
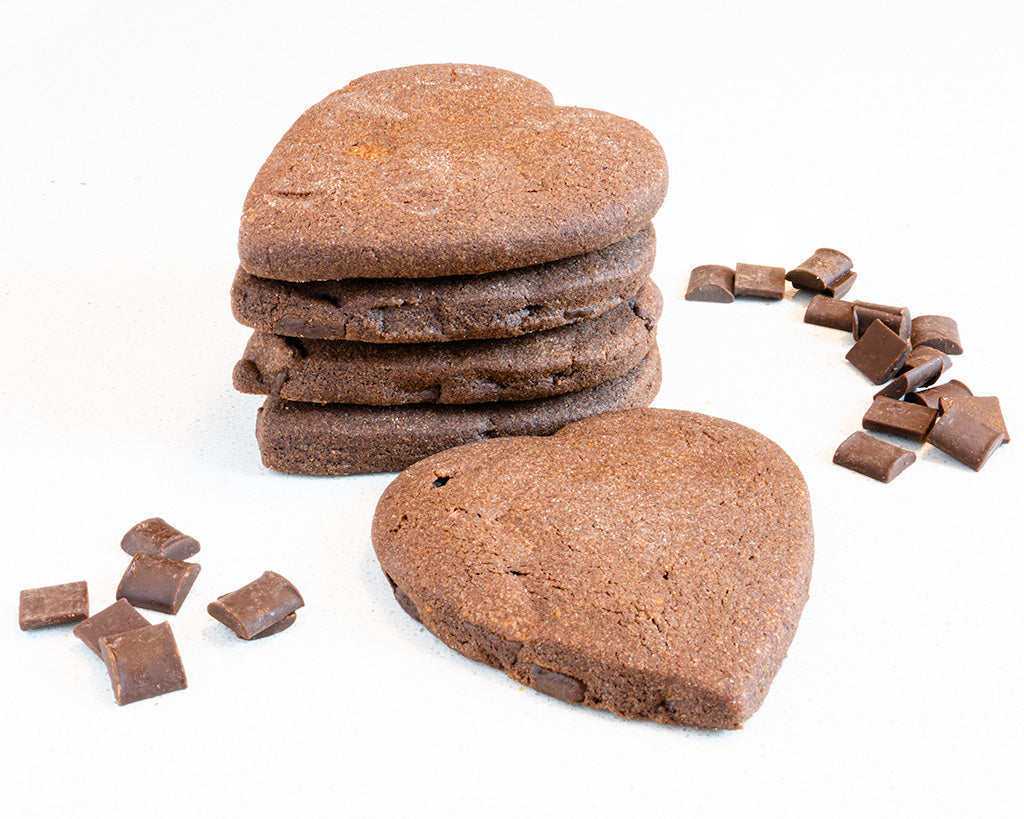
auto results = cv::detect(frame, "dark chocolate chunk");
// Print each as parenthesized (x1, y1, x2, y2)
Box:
(804, 295, 855, 331)
(19, 581, 89, 631)
(911, 315, 963, 355)
(862, 396, 938, 442)
(824, 270, 857, 298)
(833, 431, 916, 482)
(786, 248, 853, 291)
(207, 571, 304, 640)
(733, 263, 785, 300)
(685, 265, 734, 303)
(530, 663, 586, 703)
(926, 405, 1004, 470)
(852, 302, 911, 340)
(72, 598, 151, 656)
(939, 396, 1009, 444)
(845, 320, 912, 384)
(100, 622, 187, 706)
(875, 351, 951, 399)
(905, 379, 973, 409)
(121, 518, 200, 560)
(901, 345, 953, 375)
(116, 553, 201, 614)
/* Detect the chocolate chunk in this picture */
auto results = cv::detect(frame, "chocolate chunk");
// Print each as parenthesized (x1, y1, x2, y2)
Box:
(939, 396, 1009, 444)
(685, 265, 734, 302)
(99, 622, 187, 706)
(845, 320, 912, 384)
(911, 315, 963, 355)
(905, 379, 973, 409)
(207, 571, 304, 639)
(530, 663, 586, 703)
(804, 295, 855, 331)
(901, 345, 953, 375)
(833, 431, 916, 482)
(926, 405, 1004, 470)
(824, 270, 857, 298)
(116, 553, 201, 614)
(733, 263, 785, 300)
(852, 302, 911, 340)
(19, 581, 89, 630)
(72, 598, 151, 656)
(862, 396, 938, 442)
(121, 518, 200, 560)
(875, 350, 951, 399)
(786, 248, 853, 291)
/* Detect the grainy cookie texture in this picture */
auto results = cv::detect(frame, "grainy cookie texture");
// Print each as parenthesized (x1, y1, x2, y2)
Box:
(371, 408, 814, 729)
(239, 64, 668, 281)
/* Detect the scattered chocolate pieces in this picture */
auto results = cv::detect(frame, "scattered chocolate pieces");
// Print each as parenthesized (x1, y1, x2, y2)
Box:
(121, 517, 200, 561)
(208, 571, 304, 640)
(99, 622, 187, 706)
(734, 262, 785, 300)
(116, 553, 201, 615)
(927, 404, 1004, 471)
(804, 295, 855, 331)
(939, 395, 1009, 444)
(852, 302, 911, 340)
(786, 248, 853, 291)
(905, 379, 973, 409)
(833, 431, 916, 482)
(72, 598, 151, 656)
(911, 314, 963, 355)
(862, 396, 938, 442)
(685, 265, 734, 302)
(845, 320, 912, 384)
(19, 581, 89, 631)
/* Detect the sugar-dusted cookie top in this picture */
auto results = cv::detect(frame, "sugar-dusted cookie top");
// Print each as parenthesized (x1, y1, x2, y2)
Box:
(239, 64, 668, 281)
(372, 408, 814, 729)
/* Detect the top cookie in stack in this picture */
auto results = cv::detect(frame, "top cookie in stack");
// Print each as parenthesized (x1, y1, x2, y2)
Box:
(230, 64, 669, 475)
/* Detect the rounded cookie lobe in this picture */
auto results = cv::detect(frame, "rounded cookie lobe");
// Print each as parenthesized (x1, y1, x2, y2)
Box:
(371, 408, 814, 729)
(239, 64, 668, 281)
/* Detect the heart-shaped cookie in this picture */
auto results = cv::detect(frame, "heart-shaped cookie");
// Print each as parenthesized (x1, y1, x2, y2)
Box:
(239, 64, 668, 281)
(372, 408, 814, 729)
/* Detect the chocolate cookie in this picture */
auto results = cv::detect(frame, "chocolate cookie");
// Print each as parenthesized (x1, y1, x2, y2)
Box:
(254, 348, 660, 475)
(233, 281, 661, 405)
(238, 64, 668, 281)
(231, 226, 655, 343)
(371, 408, 814, 729)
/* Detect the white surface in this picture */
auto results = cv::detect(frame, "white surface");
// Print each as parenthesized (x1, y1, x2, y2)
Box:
(2, 2, 1021, 816)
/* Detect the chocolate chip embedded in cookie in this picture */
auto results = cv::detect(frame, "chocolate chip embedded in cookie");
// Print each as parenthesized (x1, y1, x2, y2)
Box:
(239, 64, 668, 281)
(371, 408, 814, 729)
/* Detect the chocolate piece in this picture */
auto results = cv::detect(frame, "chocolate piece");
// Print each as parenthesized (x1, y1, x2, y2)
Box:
(207, 571, 304, 640)
(905, 379, 973, 409)
(833, 431, 916, 482)
(911, 315, 963, 355)
(786, 248, 853, 291)
(252, 612, 298, 639)
(72, 599, 152, 655)
(939, 396, 1010, 444)
(927, 405, 1004, 470)
(901, 345, 954, 375)
(875, 350, 951, 399)
(824, 270, 857, 298)
(804, 295, 855, 331)
(530, 664, 586, 703)
(862, 396, 938, 442)
(19, 581, 88, 630)
(99, 622, 187, 705)
(733, 263, 785, 300)
(845, 320, 912, 384)
(121, 518, 200, 561)
(685, 265, 734, 303)
(852, 302, 911, 340)
(116, 553, 201, 615)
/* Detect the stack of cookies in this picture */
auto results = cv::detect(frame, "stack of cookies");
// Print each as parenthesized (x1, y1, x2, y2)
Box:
(230, 64, 668, 475)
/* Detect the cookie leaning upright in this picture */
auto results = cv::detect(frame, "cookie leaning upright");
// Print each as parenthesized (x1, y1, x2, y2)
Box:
(238, 64, 668, 281)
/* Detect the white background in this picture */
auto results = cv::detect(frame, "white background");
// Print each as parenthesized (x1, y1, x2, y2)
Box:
(2, 2, 1021, 816)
